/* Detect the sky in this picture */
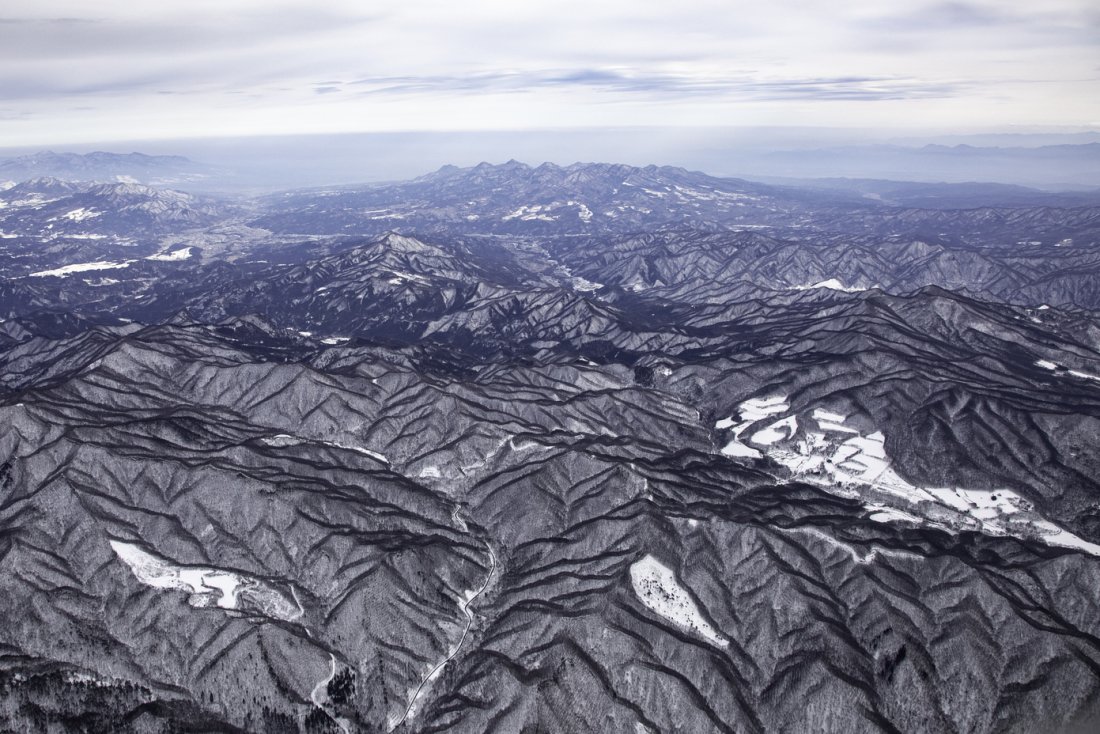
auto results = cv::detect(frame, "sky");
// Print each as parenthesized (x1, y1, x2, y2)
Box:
(1, 0, 1098, 147)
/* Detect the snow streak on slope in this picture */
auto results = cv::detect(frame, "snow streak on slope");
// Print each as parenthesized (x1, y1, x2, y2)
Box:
(1036, 358, 1100, 383)
(30, 260, 132, 277)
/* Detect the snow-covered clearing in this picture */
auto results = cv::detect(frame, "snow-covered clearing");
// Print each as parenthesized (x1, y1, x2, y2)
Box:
(109, 540, 302, 620)
(715, 395, 789, 458)
(145, 247, 193, 261)
(62, 207, 102, 222)
(792, 279, 866, 292)
(630, 555, 728, 647)
(30, 260, 132, 277)
(722, 402, 1100, 557)
(739, 404, 1100, 554)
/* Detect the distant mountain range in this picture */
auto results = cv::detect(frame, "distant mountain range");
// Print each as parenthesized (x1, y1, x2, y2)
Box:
(0, 150, 210, 187)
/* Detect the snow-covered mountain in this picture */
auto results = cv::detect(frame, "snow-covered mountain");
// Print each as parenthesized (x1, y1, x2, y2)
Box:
(2, 160, 1100, 733)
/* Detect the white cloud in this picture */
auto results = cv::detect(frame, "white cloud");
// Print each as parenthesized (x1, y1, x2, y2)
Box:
(0, 0, 1096, 144)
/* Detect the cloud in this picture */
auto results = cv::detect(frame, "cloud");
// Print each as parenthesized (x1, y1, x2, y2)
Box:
(0, 0, 1095, 144)
(863, 2, 1014, 31)
(342, 70, 964, 102)
(0, 17, 98, 24)
(858, 0, 1100, 48)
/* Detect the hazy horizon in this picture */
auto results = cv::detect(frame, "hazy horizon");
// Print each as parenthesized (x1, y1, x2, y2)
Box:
(4, 127, 1100, 191)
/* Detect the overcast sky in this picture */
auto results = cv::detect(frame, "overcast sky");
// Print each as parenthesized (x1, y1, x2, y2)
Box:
(1, 0, 1098, 146)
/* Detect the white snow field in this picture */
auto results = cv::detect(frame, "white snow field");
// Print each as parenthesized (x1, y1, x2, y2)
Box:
(792, 278, 866, 292)
(630, 555, 728, 647)
(62, 207, 102, 222)
(30, 260, 132, 277)
(715, 397, 1100, 557)
(109, 540, 302, 620)
(1035, 358, 1100, 383)
(715, 395, 789, 459)
(145, 246, 193, 261)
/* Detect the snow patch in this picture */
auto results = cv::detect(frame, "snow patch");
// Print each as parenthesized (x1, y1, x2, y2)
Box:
(630, 555, 728, 647)
(261, 434, 388, 465)
(109, 540, 301, 620)
(568, 200, 594, 222)
(1036, 359, 1100, 383)
(738, 395, 790, 422)
(721, 440, 762, 459)
(751, 408, 1100, 557)
(502, 204, 556, 222)
(145, 247, 193, 261)
(793, 278, 865, 293)
(812, 408, 847, 424)
(716, 395, 790, 459)
(30, 260, 132, 277)
(570, 276, 602, 292)
(62, 207, 102, 222)
(751, 416, 798, 446)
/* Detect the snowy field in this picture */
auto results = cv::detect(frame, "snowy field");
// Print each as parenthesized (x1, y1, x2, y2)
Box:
(110, 539, 302, 620)
(715, 396, 1100, 557)
(630, 555, 728, 647)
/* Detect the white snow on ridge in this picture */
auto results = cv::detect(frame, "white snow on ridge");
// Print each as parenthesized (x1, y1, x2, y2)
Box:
(109, 540, 301, 620)
(1069, 369, 1100, 383)
(793, 279, 865, 293)
(1036, 359, 1100, 383)
(261, 433, 389, 465)
(145, 247, 193, 261)
(630, 555, 728, 647)
(30, 260, 132, 277)
(812, 408, 847, 424)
